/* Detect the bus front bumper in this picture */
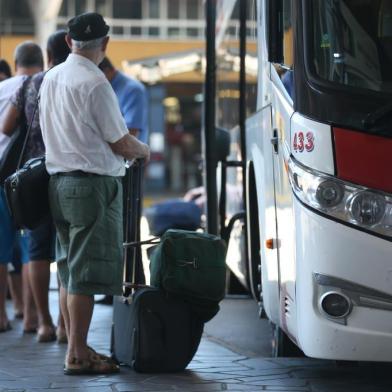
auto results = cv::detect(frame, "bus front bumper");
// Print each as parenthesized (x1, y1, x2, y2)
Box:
(294, 200, 392, 361)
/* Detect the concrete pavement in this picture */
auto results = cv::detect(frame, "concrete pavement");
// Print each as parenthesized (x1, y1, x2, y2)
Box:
(1, 293, 392, 391)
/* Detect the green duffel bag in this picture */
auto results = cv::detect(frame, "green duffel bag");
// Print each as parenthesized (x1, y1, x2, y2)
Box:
(149, 229, 227, 322)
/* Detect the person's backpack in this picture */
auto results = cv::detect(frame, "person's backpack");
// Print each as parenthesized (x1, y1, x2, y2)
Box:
(149, 229, 227, 322)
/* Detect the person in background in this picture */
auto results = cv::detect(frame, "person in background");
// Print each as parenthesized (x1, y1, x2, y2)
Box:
(0, 58, 24, 322)
(0, 31, 70, 343)
(0, 42, 43, 333)
(40, 12, 149, 374)
(282, 69, 294, 99)
(99, 57, 148, 143)
(98, 56, 149, 304)
(0, 60, 12, 82)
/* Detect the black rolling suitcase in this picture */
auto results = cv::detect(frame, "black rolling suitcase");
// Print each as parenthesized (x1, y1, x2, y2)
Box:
(111, 160, 203, 372)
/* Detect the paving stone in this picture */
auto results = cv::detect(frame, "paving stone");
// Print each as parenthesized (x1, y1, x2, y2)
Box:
(245, 378, 308, 387)
(1, 293, 392, 391)
(263, 387, 310, 391)
(114, 382, 176, 391)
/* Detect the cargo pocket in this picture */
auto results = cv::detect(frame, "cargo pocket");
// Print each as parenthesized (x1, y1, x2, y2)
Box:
(60, 183, 97, 227)
(83, 257, 118, 286)
(83, 179, 123, 286)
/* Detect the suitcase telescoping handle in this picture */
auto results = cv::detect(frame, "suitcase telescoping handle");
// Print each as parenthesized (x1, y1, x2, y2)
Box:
(122, 159, 144, 297)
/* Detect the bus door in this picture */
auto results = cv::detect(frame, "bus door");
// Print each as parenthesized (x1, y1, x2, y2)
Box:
(268, 0, 297, 340)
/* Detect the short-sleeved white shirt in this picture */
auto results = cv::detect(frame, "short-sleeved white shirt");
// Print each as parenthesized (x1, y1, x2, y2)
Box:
(39, 54, 128, 176)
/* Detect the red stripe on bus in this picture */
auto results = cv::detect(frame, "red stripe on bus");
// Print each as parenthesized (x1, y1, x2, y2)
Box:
(333, 127, 392, 193)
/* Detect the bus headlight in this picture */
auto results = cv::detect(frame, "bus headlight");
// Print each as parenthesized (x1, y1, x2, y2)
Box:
(348, 191, 386, 226)
(316, 180, 344, 208)
(288, 157, 392, 239)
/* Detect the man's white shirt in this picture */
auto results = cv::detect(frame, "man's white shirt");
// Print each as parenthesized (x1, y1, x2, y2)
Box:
(0, 75, 26, 158)
(39, 54, 129, 176)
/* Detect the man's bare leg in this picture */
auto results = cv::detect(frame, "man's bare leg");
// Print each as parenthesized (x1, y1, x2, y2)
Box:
(0, 265, 10, 330)
(22, 263, 37, 332)
(7, 272, 23, 318)
(67, 293, 94, 361)
(56, 274, 69, 343)
(29, 260, 55, 340)
(59, 285, 69, 340)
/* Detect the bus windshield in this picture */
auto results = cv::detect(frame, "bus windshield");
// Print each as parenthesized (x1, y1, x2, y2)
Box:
(310, 0, 392, 95)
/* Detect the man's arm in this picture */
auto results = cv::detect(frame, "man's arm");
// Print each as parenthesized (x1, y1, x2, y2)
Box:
(0, 104, 20, 136)
(109, 132, 150, 162)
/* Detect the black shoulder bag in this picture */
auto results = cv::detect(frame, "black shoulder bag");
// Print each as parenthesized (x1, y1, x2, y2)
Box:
(4, 92, 50, 230)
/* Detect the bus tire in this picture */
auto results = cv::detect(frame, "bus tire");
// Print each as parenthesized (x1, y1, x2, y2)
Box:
(271, 322, 304, 357)
(226, 268, 248, 295)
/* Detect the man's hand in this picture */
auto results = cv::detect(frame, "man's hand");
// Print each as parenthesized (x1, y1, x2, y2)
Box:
(109, 133, 150, 163)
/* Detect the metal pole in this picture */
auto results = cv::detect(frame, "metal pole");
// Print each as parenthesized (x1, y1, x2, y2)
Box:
(204, 0, 218, 235)
(239, 0, 247, 195)
(239, 0, 249, 278)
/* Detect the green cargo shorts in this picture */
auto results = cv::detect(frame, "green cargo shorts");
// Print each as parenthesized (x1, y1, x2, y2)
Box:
(49, 174, 123, 296)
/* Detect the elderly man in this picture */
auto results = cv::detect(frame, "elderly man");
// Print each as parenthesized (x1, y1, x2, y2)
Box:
(39, 13, 150, 375)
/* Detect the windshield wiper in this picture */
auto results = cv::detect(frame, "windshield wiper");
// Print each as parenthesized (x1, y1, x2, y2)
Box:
(362, 101, 392, 128)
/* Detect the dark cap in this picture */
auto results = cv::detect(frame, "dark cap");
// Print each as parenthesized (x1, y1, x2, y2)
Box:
(67, 12, 109, 41)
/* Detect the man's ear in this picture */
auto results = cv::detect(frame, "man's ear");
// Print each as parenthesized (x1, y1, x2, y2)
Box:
(47, 50, 53, 67)
(65, 34, 73, 50)
(102, 36, 110, 52)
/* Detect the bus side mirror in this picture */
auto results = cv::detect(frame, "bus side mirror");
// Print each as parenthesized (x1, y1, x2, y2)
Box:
(267, 0, 283, 63)
(215, 127, 230, 161)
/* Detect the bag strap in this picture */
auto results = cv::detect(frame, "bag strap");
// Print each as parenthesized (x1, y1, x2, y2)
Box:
(123, 237, 160, 248)
(16, 95, 39, 170)
(16, 72, 47, 170)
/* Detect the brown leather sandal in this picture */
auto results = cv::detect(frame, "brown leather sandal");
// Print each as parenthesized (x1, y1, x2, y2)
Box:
(87, 346, 117, 364)
(64, 351, 119, 375)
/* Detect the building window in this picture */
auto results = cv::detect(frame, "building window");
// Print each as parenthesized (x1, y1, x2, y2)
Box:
(148, 0, 159, 18)
(131, 26, 141, 35)
(113, 0, 142, 19)
(186, 0, 199, 19)
(168, 0, 180, 19)
(187, 28, 199, 37)
(168, 27, 180, 37)
(96, 0, 108, 16)
(75, 0, 87, 15)
(0, 0, 34, 34)
(148, 27, 160, 36)
(59, 0, 69, 17)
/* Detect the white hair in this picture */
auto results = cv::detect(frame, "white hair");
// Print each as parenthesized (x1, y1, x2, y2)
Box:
(71, 37, 106, 50)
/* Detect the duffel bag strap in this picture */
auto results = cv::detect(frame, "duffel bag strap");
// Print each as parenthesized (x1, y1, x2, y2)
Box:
(123, 237, 160, 248)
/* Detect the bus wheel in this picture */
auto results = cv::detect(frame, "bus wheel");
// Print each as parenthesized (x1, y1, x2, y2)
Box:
(226, 268, 248, 295)
(271, 323, 304, 357)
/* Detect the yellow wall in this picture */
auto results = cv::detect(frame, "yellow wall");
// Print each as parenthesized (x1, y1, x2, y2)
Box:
(0, 36, 255, 84)
(0, 36, 36, 72)
(0, 35, 204, 75)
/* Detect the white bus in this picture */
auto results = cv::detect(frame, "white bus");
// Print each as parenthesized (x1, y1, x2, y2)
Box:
(212, 0, 392, 360)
